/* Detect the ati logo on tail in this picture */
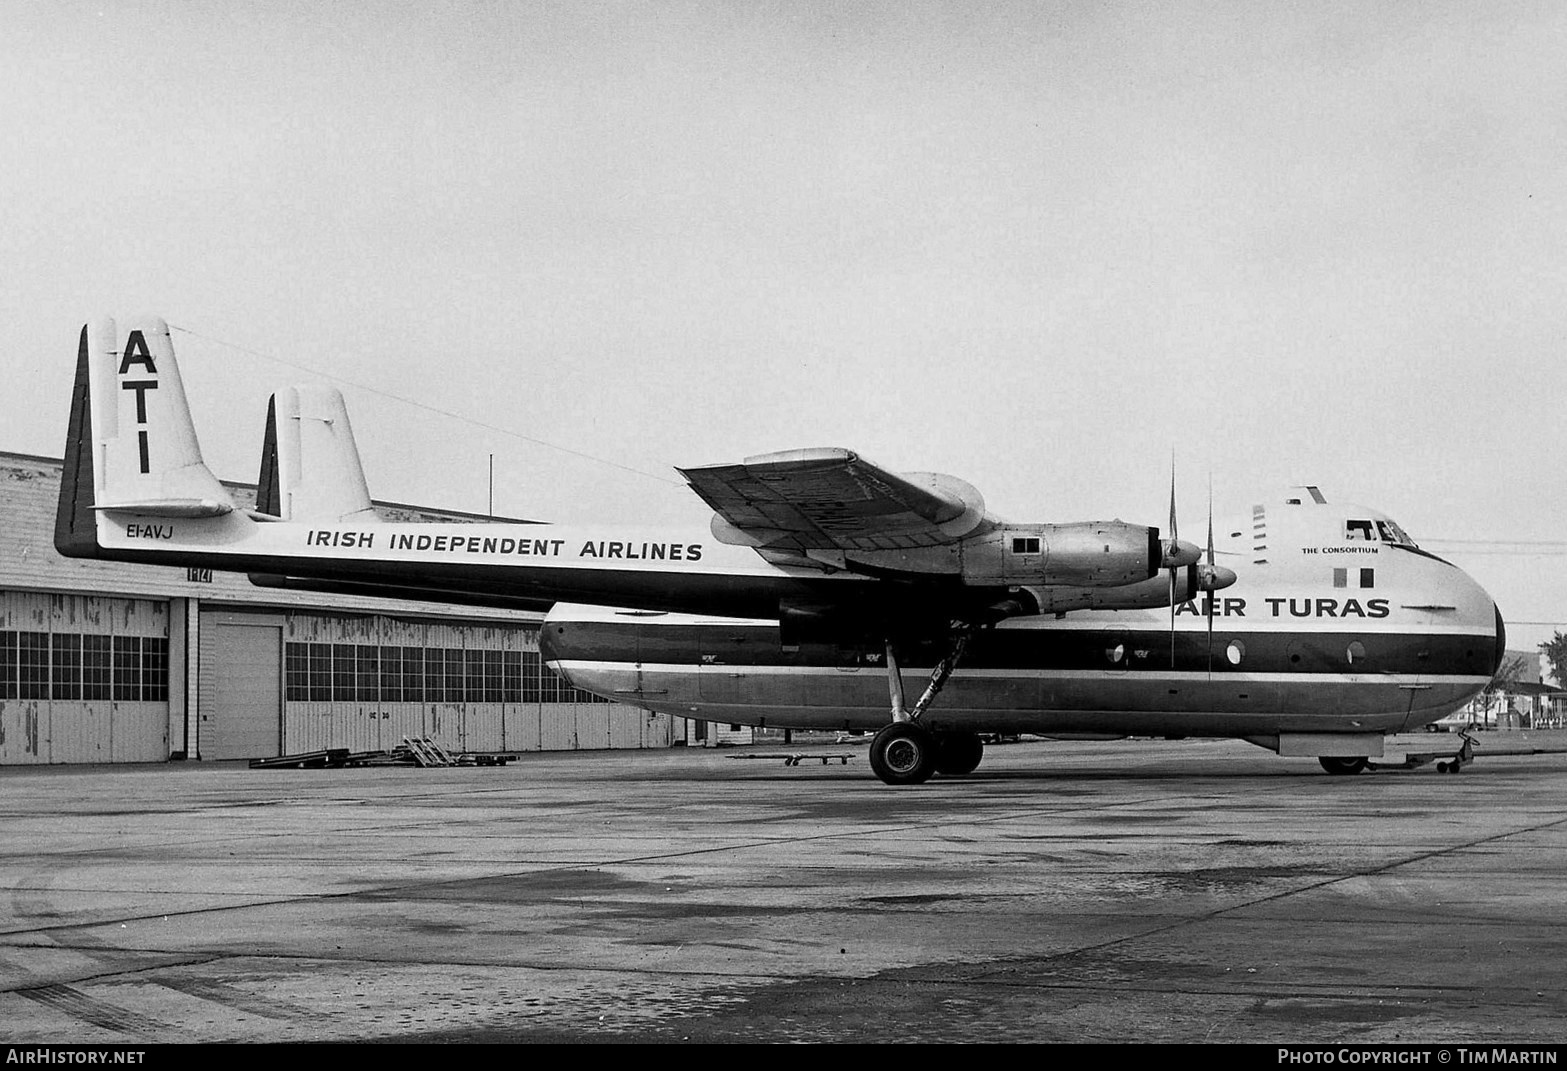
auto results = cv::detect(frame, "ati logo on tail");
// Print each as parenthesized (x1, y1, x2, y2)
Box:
(119, 330, 158, 474)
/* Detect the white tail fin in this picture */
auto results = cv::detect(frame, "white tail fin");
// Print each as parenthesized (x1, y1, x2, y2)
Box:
(256, 386, 377, 523)
(86, 316, 235, 517)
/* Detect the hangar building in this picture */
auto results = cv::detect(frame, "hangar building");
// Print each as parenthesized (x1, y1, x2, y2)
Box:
(0, 452, 689, 765)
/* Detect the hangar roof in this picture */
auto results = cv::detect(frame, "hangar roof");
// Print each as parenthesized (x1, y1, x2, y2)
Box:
(1, 451, 545, 624)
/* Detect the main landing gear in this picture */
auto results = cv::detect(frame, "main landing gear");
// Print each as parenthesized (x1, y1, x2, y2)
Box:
(867, 626, 984, 786)
(868, 724, 986, 785)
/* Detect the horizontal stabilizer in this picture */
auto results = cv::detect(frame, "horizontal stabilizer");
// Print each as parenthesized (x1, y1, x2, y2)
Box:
(94, 498, 234, 518)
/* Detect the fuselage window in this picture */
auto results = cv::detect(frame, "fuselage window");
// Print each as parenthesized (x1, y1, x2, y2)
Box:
(1346, 520, 1374, 540)
(1346, 641, 1367, 665)
(1012, 537, 1041, 554)
(1226, 640, 1244, 666)
(1106, 643, 1126, 665)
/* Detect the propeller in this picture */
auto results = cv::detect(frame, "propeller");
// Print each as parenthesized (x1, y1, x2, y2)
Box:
(1206, 480, 1216, 674)
(1165, 462, 1237, 671)
(1163, 460, 1200, 668)
(1168, 464, 1177, 668)
(1196, 477, 1239, 675)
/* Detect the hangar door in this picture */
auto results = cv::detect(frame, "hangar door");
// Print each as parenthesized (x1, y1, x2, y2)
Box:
(204, 622, 282, 760)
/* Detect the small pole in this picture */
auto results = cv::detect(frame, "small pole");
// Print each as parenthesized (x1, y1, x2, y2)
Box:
(488, 454, 494, 519)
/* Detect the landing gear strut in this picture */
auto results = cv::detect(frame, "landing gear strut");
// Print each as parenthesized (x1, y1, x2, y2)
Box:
(869, 625, 978, 786)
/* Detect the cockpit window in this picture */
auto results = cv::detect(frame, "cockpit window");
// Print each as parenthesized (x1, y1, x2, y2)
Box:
(1346, 518, 1417, 547)
(1382, 519, 1416, 546)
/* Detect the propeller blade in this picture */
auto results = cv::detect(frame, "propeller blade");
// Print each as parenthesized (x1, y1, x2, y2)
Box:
(1169, 455, 1178, 542)
(1169, 457, 1177, 669)
(1207, 478, 1215, 676)
(1160, 456, 1201, 568)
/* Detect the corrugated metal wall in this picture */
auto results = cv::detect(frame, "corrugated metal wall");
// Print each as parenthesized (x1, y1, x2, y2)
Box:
(2, 454, 686, 764)
(0, 591, 169, 764)
(271, 611, 676, 759)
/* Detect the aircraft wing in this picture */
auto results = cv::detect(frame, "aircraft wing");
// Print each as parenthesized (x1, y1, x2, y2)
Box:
(678, 448, 988, 552)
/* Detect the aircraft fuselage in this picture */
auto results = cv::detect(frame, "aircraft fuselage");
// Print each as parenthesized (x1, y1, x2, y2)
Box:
(540, 494, 1504, 742)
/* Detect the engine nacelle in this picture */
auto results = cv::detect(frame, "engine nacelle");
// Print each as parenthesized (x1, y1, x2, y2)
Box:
(1022, 562, 1234, 614)
(959, 521, 1162, 588)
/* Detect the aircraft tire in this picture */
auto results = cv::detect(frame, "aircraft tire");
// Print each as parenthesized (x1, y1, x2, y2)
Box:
(869, 723, 938, 786)
(1317, 756, 1369, 775)
(933, 732, 984, 776)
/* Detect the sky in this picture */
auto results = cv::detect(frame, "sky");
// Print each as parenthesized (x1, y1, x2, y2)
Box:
(3, 1, 1565, 654)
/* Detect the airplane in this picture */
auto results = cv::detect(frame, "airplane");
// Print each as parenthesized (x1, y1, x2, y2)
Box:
(539, 483, 1506, 783)
(54, 317, 1503, 784)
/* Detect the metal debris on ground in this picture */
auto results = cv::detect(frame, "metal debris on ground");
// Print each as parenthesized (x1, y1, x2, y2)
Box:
(248, 749, 351, 770)
(401, 736, 455, 767)
(249, 738, 517, 770)
(730, 752, 855, 766)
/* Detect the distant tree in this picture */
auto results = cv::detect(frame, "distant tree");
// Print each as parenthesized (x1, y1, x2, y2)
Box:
(1479, 654, 1533, 722)
(1492, 653, 1532, 687)
(1541, 632, 1567, 688)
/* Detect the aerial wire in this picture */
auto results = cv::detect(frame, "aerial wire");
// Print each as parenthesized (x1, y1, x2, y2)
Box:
(168, 323, 686, 488)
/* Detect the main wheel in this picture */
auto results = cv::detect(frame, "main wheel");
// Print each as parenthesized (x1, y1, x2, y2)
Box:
(869, 723, 938, 786)
(1318, 756, 1369, 775)
(933, 731, 984, 776)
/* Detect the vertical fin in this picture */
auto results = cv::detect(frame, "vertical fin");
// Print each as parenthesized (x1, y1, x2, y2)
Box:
(85, 316, 236, 516)
(256, 395, 282, 518)
(54, 325, 101, 558)
(265, 385, 377, 523)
